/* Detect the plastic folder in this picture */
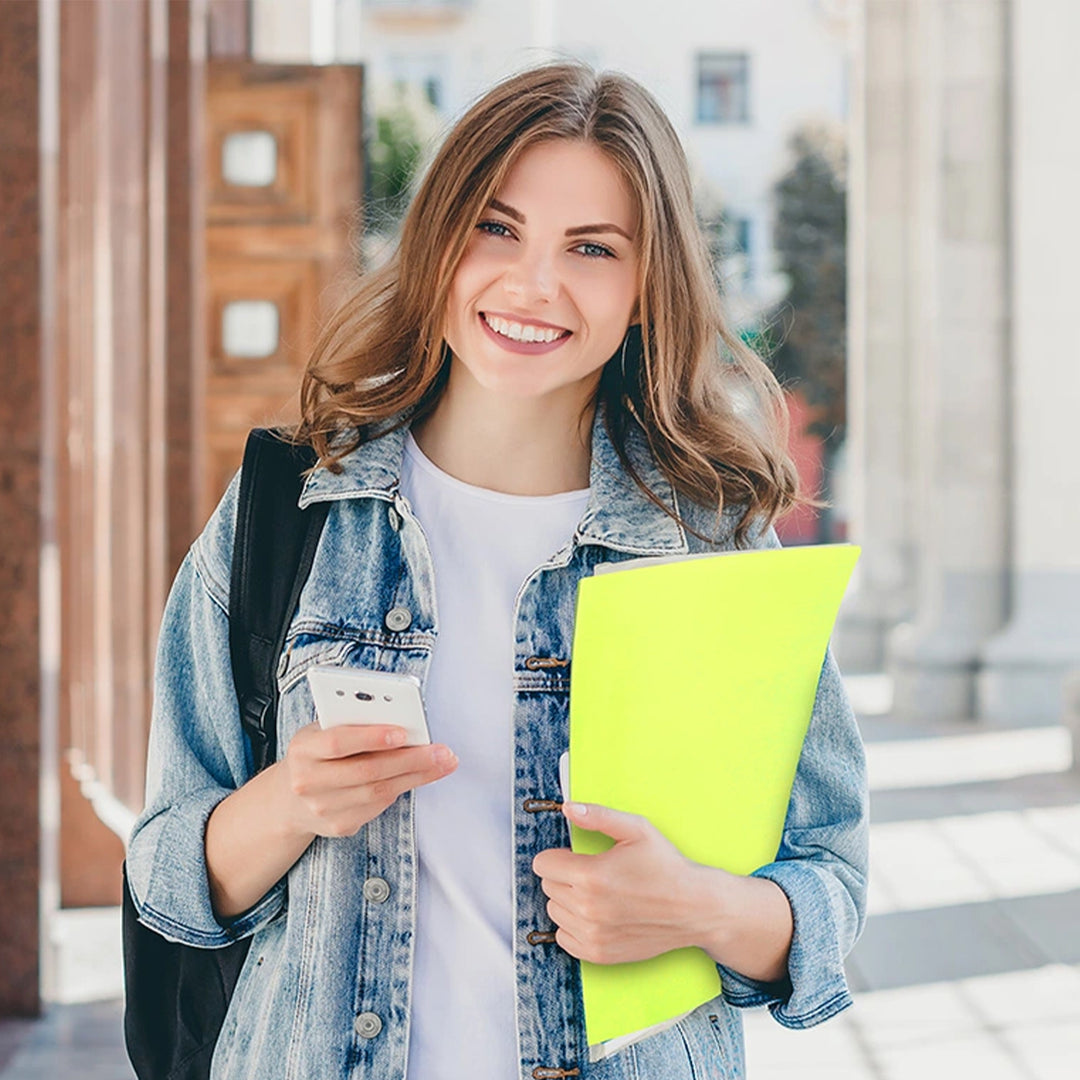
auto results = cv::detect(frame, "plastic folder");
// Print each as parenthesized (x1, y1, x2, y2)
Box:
(567, 542, 861, 1047)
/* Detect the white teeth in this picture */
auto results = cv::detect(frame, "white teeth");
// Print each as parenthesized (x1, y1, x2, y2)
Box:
(484, 314, 565, 343)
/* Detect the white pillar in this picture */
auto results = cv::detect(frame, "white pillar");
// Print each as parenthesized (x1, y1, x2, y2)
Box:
(251, 0, 314, 64)
(978, 0, 1080, 724)
(886, 0, 1011, 721)
(834, 0, 918, 672)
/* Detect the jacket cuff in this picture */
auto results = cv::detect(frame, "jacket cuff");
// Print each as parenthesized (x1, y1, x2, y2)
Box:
(717, 861, 854, 1029)
(132, 784, 286, 949)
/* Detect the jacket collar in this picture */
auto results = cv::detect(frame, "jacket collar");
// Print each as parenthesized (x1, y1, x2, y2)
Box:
(298, 400, 688, 556)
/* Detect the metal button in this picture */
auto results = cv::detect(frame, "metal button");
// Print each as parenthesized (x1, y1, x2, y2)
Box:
(524, 656, 570, 671)
(387, 505, 401, 531)
(354, 1011, 382, 1039)
(362, 876, 390, 903)
(384, 606, 412, 632)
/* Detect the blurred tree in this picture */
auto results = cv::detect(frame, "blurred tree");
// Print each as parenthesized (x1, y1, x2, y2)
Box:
(362, 81, 442, 259)
(766, 120, 847, 538)
(368, 99, 421, 219)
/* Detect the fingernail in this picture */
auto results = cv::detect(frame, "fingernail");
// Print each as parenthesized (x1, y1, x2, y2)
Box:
(386, 729, 407, 746)
(568, 802, 587, 817)
(433, 746, 455, 766)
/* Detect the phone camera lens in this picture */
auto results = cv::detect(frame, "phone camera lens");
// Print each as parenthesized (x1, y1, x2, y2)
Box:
(354, 690, 374, 702)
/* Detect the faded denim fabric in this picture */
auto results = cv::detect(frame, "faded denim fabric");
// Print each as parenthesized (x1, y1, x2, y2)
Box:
(127, 401, 869, 1080)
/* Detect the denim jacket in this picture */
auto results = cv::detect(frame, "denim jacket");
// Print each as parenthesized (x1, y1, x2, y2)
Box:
(127, 401, 869, 1080)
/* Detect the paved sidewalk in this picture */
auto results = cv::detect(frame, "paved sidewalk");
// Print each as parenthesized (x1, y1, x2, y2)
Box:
(3, 675, 1078, 1078)
(743, 678, 1080, 1079)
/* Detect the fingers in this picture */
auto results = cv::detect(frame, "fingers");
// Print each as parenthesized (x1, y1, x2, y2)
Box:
(299, 743, 456, 793)
(295, 721, 412, 759)
(283, 739, 459, 838)
(307, 756, 458, 816)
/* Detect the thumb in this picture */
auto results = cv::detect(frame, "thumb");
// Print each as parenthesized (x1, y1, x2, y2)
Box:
(562, 801, 649, 842)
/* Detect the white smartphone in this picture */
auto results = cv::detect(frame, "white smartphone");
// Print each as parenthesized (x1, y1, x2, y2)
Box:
(306, 665, 431, 746)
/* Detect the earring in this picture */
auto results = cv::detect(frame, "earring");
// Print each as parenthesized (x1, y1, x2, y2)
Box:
(619, 323, 643, 384)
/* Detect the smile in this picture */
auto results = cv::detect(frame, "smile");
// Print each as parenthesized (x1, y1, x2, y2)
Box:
(478, 312, 572, 355)
(481, 312, 570, 343)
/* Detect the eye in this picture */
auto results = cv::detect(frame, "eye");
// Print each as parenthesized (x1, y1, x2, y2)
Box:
(574, 241, 616, 260)
(476, 219, 514, 238)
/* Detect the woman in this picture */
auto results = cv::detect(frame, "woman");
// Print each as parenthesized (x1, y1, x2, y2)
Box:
(127, 61, 868, 1079)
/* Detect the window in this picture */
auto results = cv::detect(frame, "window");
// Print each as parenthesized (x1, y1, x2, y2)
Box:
(387, 53, 447, 113)
(221, 131, 278, 187)
(222, 301, 280, 359)
(696, 53, 750, 124)
(718, 214, 753, 287)
(732, 216, 751, 260)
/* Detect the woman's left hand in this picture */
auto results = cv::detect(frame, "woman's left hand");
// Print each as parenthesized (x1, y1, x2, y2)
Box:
(531, 801, 730, 965)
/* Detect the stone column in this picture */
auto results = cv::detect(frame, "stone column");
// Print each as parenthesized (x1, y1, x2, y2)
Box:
(978, 0, 1080, 724)
(0, 0, 44, 1019)
(886, 0, 1011, 721)
(833, 0, 918, 672)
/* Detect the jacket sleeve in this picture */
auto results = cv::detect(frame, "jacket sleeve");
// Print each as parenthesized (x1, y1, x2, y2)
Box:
(716, 524, 870, 1028)
(125, 472, 287, 948)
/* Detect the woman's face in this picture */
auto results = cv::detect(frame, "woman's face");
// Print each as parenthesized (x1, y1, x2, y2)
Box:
(442, 138, 641, 407)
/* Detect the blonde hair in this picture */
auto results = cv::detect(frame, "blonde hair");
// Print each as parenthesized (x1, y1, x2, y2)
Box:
(294, 61, 804, 545)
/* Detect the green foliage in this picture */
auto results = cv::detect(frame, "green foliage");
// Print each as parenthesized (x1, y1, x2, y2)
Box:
(767, 122, 847, 441)
(364, 84, 437, 232)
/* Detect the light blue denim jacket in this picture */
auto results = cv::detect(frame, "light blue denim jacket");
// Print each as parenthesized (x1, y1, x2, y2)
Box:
(127, 401, 869, 1080)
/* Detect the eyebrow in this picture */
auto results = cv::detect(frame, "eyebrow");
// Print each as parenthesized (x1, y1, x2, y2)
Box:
(487, 198, 634, 242)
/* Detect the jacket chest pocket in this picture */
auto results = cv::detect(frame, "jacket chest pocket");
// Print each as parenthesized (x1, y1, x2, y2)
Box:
(275, 633, 425, 753)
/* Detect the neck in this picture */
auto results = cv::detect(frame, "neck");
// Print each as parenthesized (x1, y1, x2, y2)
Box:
(409, 370, 595, 496)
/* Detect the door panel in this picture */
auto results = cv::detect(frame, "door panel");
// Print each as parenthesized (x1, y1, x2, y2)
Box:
(203, 61, 362, 522)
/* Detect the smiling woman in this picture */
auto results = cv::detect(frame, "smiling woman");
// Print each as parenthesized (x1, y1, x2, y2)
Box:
(127, 59, 868, 1080)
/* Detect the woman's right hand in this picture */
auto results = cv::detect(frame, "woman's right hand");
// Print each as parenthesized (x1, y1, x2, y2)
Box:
(279, 723, 458, 839)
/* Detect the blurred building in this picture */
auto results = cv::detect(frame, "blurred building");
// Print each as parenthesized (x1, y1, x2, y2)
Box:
(252, 0, 853, 321)
(0, 0, 363, 1017)
(837, 0, 1080, 732)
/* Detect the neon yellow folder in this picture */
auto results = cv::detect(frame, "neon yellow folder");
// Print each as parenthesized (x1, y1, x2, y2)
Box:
(567, 542, 860, 1046)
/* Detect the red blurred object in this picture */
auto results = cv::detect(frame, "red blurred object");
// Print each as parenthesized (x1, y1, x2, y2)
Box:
(775, 389, 824, 545)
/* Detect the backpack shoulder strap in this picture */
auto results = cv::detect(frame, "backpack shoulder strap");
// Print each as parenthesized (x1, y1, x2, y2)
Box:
(229, 428, 329, 774)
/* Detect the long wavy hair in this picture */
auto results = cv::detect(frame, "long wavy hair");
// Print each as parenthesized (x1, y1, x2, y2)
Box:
(293, 61, 806, 545)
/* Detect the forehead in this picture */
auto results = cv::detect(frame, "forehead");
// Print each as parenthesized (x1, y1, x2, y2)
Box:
(493, 139, 638, 231)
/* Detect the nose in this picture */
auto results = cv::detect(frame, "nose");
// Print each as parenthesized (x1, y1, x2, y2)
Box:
(502, 246, 558, 305)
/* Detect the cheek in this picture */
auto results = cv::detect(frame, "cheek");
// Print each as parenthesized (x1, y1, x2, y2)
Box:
(445, 252, 496, 324)
(581, 263, 638, 319)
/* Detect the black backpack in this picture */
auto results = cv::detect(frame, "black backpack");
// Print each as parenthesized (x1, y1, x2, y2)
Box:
(122, 429, 330, 1080)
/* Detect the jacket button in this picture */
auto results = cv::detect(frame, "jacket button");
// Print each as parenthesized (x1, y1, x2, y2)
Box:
(387, 505, 401, 531)
(354, 1012, 382, 1039)
(385, 606, 412, 632)
(362, 876, 391, 903)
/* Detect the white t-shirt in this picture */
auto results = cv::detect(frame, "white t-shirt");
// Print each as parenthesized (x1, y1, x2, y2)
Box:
(400, 428, 590, 1080)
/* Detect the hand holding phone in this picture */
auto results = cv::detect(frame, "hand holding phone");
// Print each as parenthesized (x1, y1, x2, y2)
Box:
(276, 665, 450, 841)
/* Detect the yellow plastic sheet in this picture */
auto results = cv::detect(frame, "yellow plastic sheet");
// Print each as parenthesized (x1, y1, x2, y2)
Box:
(567, 543, 861, 1045)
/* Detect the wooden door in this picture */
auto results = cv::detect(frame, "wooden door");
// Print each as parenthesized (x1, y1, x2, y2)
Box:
(203, 61, 362, 521)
